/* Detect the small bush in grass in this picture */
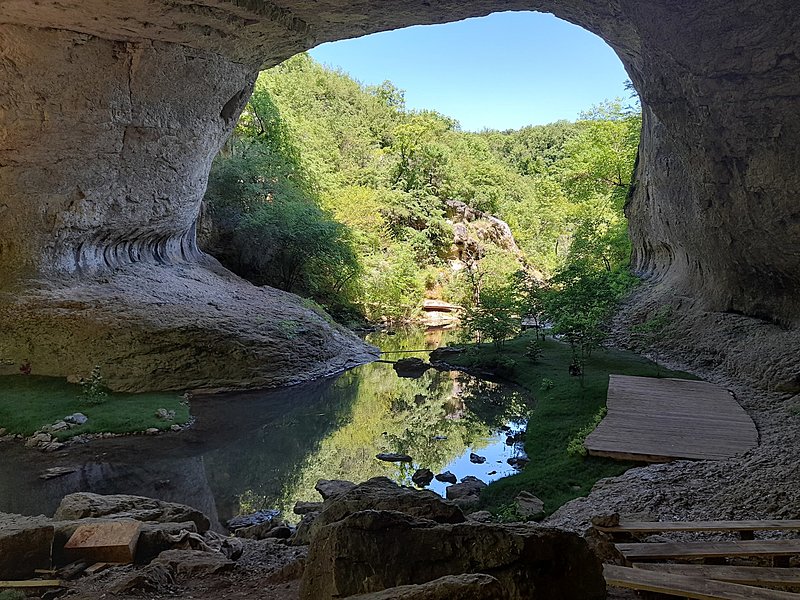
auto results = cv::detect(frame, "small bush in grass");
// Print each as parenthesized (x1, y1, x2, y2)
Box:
(539, 377, 554, 392)
(566, 407, 608, 457)
(525, 339, 543, 363)
(79, 365, 108, 406)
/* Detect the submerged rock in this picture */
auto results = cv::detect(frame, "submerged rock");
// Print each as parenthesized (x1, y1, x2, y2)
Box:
(435, 471, 457, 484)
(469, 452, 486, 464)
(376, 453, 413, 463)
(411, 468, 434, 487)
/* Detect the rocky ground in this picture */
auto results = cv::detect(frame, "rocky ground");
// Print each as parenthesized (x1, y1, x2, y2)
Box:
(545, 288, 800, 532)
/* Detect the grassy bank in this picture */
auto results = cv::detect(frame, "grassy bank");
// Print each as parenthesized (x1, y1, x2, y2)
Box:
(0, 376, 189, 440)
(446, 331, 694, 517)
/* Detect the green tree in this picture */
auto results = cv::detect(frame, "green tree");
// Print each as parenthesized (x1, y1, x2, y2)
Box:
(462, 283, 521, 348)
(543, 262, 632, 381)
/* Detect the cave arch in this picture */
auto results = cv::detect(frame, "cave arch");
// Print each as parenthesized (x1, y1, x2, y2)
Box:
(1, 1, 798, 390)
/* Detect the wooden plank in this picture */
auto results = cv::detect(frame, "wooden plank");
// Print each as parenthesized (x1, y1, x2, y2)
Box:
(598, 520, 800, 534)
(617, 539, 800, 561)
(0, 580, 63, 588)
(64, 520, 142, 564)
(632, 564, 800, 589)
(604, 565, 800, 600)
(585, 375, 758, 462)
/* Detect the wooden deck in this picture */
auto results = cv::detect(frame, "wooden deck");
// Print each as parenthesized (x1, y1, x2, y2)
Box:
(584, 375, 758, 462)
(631, 564, 800, 590)
(604, 565, 800, 600)
(616, 539, 800, 562)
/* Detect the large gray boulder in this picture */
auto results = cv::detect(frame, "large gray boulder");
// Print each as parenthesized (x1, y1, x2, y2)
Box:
(0, 513, 54, 579)
(54, 492, 211, 532)
(348, 574, 509, 600)
(300, 510, 605, 600)
(298, 477, 464, 545)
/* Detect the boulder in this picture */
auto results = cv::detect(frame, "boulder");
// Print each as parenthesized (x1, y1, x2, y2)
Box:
(154, 549, 235, 578)
(411, 468, 434, 487)
(54, 492, 210, 532)
(65, 413, 88, 425)
(294, 501, 323, 515)
(227, 509, 279, 532)
(348, 574, 508, 600)
(25, 432, 52, 448)
(292, 511, 321, 546)
(300, 510, 605, 600)
(469, 453, 486, 464)
(445, 476, 486, 509)
(466, 511, 493, 523)
(235, 521, 276, 540)
(315, 479, 356, 500)
(299, 477, 464, 545)
(316, 477, 464, 528)
(110, 562, 175, 595)
(0, 513, 54, 579)
(515, 491, 544, 519)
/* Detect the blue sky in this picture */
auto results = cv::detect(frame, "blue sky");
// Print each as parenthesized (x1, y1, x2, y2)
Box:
(309, 11, 631, 132)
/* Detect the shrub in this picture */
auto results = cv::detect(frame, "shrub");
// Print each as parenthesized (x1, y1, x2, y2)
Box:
(539, 378, 554, 392)
(79, 365, 108, 406)
(525, 339, 543, 362)
(566, 407, 608, 457)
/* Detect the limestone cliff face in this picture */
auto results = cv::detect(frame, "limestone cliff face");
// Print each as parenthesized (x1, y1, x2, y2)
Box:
(0, 0, 798, 389)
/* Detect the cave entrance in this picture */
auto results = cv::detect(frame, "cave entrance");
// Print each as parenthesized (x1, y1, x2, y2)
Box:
(200, 10, 643, 317)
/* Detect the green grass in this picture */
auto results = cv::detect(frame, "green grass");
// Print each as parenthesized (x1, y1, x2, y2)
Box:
(0, 376, 189, 440)
(447, 331, 696, 516)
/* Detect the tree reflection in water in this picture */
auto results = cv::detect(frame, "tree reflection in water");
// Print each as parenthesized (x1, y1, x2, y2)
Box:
(205, 328, 535, 522)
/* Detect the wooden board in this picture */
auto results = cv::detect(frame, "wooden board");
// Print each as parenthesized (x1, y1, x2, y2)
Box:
(604, 565, 800, 600)
(585, 375, 758, 462)
(0, 580, 62, 588)
(632, 564, 800, 589)
(617, 539, 800, 561)
(597, 520, 800, 534)
(63, 520, 142, 564)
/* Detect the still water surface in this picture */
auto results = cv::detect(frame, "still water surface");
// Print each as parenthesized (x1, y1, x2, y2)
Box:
(0, 328, 533, 528)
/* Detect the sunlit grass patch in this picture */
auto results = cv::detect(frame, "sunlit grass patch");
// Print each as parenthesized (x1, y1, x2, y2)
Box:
(0, 375, 188, 440)
(447, 331, 695, 516)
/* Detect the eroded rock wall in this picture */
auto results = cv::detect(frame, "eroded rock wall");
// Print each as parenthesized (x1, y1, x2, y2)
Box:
(0, 24, 255, 280)
(0, 0, 798, 389)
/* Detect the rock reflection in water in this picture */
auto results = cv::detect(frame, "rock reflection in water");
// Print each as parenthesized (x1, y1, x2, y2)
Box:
(0, 329, 533, 527)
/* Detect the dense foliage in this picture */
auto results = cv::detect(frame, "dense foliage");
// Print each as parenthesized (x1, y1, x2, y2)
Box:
(202, 53, 641, 324)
